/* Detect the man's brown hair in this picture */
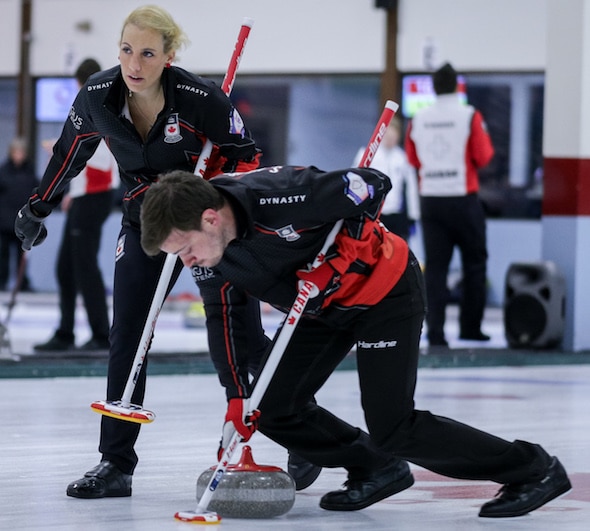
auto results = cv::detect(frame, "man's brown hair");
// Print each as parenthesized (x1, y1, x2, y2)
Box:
(140, 170, 225, 256)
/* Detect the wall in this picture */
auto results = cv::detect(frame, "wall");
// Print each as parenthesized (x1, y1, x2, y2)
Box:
(1, 0, 386, 76)
(397, 0, 547, 71)
(1, 0, 548, 76)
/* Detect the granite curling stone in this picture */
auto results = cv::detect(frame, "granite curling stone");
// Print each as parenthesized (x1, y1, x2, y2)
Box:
(196, 445, 296, 519)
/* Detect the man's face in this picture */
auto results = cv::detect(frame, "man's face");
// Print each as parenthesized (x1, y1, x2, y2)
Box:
(159, 214, 229, 268)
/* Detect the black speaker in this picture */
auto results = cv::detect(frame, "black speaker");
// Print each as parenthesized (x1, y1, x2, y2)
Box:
(504, 262, 565, 348)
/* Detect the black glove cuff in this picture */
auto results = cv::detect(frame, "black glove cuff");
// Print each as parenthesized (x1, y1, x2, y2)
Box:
(22, 201, 48, 222)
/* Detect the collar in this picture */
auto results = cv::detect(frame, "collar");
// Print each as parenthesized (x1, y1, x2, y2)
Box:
(104, 66, 176, 116)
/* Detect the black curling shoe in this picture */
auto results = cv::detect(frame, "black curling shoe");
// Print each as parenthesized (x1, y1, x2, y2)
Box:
(287, 452, 322, 491)
(479, 456, 571, 518)
(320, 459, 414, 511)
(66, 461, 132, 499)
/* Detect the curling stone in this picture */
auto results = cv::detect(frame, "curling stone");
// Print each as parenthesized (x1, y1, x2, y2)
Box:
(196, 445, 295, 519)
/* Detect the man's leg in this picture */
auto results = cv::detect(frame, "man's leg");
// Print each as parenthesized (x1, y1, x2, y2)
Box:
(34, 220, 76, 351)
(355, 256, 570, 516)
(456, 195, 489, 339)
(69, 193, 112, 347)
(258, 319, 390, 476)
(421, 202, 454, 346)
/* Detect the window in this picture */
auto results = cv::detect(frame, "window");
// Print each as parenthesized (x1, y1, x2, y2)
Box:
(401, 72, 545, 219)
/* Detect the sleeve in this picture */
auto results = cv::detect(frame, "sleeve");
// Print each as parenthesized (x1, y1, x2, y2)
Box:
(30, 89, 102, 215)
(196, 269, 271, 400)
(309, 167, 392, 274)
(404, 120, 421, 169)
(468, 110, 495, 169)
(199, 85, 262, 180)
(307, 167, 392, 230)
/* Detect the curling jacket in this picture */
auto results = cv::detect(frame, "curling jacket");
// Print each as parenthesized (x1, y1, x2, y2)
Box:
(29, 65, 260, 226)
(196, 165, 409, 399)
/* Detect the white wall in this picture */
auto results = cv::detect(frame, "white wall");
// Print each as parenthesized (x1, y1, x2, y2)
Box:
(397, 0, 547, 72)
(1, 0, 550, 76)
(2, 0, 386, 76)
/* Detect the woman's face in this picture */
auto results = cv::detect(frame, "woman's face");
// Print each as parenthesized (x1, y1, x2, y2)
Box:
(119, 23, 174, 95)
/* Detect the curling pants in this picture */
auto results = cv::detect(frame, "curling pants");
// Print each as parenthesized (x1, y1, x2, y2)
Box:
(55, 191, 112, 340)
(258, 252, 551, 484)
(420, 194, 488, 341)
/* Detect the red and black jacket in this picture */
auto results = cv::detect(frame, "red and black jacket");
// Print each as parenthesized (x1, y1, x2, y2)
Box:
(197, 165, 408, 398)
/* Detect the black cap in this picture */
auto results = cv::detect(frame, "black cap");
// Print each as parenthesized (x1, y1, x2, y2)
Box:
(432, 62, 457, 95)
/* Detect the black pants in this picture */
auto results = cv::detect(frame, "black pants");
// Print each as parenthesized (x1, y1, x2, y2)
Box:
(258, 253, 550, 484)
(55, 192, 113, 340)
(420, 194, 488, 342)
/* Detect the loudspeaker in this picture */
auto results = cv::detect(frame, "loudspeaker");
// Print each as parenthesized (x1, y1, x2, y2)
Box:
(504, 262, 565, 349)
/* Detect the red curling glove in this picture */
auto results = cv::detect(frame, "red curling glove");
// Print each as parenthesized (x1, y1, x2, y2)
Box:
(218, 398, 260, 460)
(296, 262, 341, 314)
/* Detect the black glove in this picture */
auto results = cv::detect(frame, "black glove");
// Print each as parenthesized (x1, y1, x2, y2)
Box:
(15, 202, 48, 251)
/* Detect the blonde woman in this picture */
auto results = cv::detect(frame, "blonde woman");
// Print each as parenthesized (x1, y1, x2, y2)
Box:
(15, 5, 267, 498)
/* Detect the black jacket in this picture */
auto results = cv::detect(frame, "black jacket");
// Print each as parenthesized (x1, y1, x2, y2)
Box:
(30, 65, 260, 227)
(197, 165, 405, 399)
(0, 159, 38, 231)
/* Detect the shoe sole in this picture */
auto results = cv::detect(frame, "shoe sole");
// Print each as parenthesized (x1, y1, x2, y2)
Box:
(66, 487, 132, 499)
(478, 479, 572, 518)
(320, 473, 415, 511)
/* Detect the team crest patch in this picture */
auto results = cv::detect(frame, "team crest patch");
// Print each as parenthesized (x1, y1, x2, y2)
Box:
(343, 171, 374, 205)
(115, 234, 126, 262)
(229, 108, 245, 138)
(276, 225, 300, 242)
(164, 113, 183, 143)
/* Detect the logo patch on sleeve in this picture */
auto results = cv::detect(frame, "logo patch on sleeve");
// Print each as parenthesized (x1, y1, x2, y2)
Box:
(115, 234, 126, 262)
(229, 108, 245, 138)
(343, 171, 374, 205)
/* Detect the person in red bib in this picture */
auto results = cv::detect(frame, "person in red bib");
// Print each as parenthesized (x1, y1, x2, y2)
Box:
(34, 59, 119, 352)
(405, 62, 495, 347)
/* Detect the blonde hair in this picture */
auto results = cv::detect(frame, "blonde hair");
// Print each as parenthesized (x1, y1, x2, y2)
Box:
(121, 4, 189, 55)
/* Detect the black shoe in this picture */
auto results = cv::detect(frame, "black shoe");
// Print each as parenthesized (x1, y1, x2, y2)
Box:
(320, 459, 414, 511)
(287, 452, 322, 491)
(459, 331, 491, 341)
(66, 461, 132, 499)
(77, 337, 110, 351)
(34, 333, 75, 352)
(479, 456, 571, 518)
